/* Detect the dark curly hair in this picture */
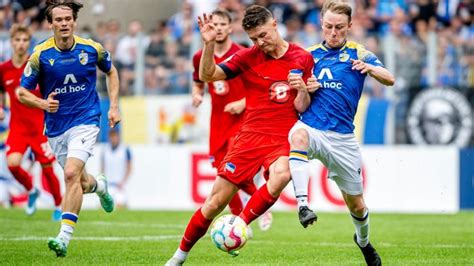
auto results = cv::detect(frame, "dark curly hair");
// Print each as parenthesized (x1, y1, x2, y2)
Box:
(242, 5, 273, 31)
(45, 0, 84, 23)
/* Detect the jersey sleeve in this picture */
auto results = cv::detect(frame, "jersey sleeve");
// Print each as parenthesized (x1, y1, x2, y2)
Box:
(192, 52, 201, 82)
(357, 46, 384, 67)
(21, 50, 41, 90)
(218, 49, 248, 80)
(94, 41, 112, 73)
(302, 52, 315, 82)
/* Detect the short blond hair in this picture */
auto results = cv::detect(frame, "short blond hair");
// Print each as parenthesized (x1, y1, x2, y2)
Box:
(9, 24, 32, 40)
(321, 0, 352, 22)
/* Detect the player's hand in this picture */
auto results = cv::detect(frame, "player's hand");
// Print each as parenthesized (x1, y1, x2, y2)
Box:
(192, 92, 203, 108)
(108, 107, 121, 128)
(45, 92, 59, 113)
(288, 73, 306, 92)
(307, 75, 321, 93)
(197, 13, 216, 44)
(0, 108, 5, 121)
(351, 59, 373, 74)
(224, 99, 245, 115)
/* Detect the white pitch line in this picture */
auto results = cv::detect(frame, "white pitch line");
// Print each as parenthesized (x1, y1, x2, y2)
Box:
(251, 240, 474, 249)
(0, 219, 186, 229)
(0, 236, 472, 249)
(0, 235, 183, 241)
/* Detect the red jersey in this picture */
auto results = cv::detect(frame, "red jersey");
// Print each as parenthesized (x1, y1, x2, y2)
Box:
(193, 43, 246, 156)
(220, 43, 314, 136)
(0, 60, 44, 135)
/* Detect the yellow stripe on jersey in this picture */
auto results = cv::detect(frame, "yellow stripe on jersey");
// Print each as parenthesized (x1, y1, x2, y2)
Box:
(28, 37, 57, 73)
(306, 43, 326, 52)
(74, 35, 106, 62)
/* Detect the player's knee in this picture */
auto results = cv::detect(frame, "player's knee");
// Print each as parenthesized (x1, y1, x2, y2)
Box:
(290, 129, 309, 149)
(63, 168, 81, 184)
(349, 202, 367, 217)
(6, 157, 22, 168)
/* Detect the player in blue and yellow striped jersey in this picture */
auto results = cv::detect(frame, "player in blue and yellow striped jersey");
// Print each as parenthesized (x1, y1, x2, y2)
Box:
(17, 0, 120, 258)
(288, 1, 394, 266)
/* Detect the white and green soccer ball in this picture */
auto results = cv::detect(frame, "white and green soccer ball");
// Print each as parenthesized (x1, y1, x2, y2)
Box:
(210, 214, 249, 253)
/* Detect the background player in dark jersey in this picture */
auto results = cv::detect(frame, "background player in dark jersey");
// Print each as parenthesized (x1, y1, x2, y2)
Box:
(192, 9, 272, 231)
(0, 24, 62, 220)
(17, 0, 120, 258)
(288, 1, 395, 265)
(166, 5, 314, 265)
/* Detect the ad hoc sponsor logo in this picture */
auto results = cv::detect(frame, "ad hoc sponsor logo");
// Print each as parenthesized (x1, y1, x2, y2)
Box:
(54, 74, 86, 94)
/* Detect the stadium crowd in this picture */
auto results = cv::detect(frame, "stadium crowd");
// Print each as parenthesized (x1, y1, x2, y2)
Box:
(0, 0, 472, 142)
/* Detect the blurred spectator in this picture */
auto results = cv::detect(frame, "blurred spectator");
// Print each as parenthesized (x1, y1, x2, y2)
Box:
(101, 129, 132, 209)
(115, 20, 150, 95)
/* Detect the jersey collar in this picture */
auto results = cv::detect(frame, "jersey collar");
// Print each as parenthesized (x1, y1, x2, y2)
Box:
(53, 35, 77, 52)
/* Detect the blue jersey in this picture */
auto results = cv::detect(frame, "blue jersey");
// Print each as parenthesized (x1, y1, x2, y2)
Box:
(21, 35, 112, 137)
(302, 41, 384, 134)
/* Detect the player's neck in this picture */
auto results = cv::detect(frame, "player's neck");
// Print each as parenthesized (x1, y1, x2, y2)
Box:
(12, 53, 28, 68)
(55, 36, 75, 51)
(214, 39, 232, 57)
(269, 39, 289, 59)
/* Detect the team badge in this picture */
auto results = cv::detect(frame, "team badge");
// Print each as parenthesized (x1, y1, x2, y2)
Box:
(339, 53, 350, 62)
(24, 62, 32, 77)
(213, 80, 229, 95)
(269, 82, 291, 103)
(79, 51, 88, 65)
(225, 162, 236, 173)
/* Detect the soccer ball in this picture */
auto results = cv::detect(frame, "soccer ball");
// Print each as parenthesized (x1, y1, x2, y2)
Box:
(210, 214, 249, 253)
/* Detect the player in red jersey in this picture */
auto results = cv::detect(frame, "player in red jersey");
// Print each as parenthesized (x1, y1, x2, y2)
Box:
(166, 5, 315, 265)
(192, 9, 273, 231)
(0, 24, 62, 220)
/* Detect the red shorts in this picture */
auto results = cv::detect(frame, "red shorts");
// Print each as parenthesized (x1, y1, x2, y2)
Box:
(217, 131, 289, 188)
(6, 132, 55, 164)
(210, 135, 237, 169)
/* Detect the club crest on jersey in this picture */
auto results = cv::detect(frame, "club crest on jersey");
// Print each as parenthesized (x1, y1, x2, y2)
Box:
(225, 162, 236, 173)
(212, 80, 229, 95)
(339, 53, 350, 62)
(79, 51, 88, 65)
(269, 82, 291, 104)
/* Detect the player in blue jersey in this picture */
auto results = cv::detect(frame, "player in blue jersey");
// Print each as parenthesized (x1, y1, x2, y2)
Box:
(17, 0, 120, 258)
(288, 1, 394, 265)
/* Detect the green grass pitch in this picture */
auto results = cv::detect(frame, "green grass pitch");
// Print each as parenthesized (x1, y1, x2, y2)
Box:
(0, 209, 472, 265)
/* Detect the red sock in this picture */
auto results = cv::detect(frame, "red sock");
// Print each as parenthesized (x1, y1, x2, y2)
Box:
(42, 166, 62, 206)
(8, 166, 33, 191)
(228, 193, 243, 215)
(179, 208, 213, 252)
(239, 184, 277, 225)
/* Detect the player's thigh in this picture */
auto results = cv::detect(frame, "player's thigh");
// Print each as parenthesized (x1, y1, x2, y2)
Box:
(48, 134, 69, 168)
(266, 156, 291, 196)
(29, 135, 55, 164)
(66, 125, 100, 164)
(327, 133, 363, 196)
(288, 120, 311, 148)
(202, 176, 239, 218)
(5, 134, 28, 165)
(217, 132, 266, 187)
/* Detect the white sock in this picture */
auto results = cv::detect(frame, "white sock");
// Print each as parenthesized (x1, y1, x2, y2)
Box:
(351, 210, 369, 247)
(289, 150, 310, 209)
(94, 177, 106, 196)
(172, 248, 188, 262)
(58, 224, 74, 246)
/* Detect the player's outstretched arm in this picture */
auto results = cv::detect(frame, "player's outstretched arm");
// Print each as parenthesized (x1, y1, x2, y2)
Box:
(351, 59, 395, 86)
(105, 65, 121, 128)
(17, 87, 59, 112)
(198, 13, 227, 82)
